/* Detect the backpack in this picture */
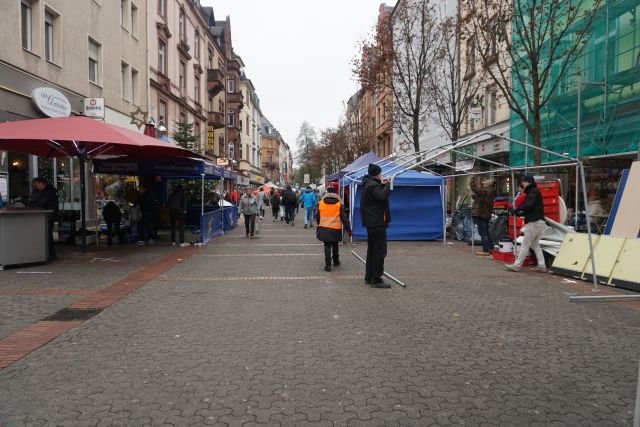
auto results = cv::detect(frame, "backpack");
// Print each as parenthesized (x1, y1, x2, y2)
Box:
(283, 191, 296, 205)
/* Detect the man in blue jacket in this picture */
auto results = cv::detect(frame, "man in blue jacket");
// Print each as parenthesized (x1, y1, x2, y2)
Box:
(299, 186, 317, 229)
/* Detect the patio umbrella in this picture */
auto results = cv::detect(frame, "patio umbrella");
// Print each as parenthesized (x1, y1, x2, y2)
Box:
(0, 116, 204, 252)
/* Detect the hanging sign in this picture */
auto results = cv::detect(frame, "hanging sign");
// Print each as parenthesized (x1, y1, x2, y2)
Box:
(83, 98, 105, 118)
(31, 87, 71, 118)
(469, 106, 482, 120)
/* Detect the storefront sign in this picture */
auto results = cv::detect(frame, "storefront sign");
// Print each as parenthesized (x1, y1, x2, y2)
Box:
(217, 158, 229, 166)
(236, 175, 249, 185)
(476, 140, 509, 156)
(31, 87, 71, 118)
(93, 159, 223, 177)
(207, 126, 214, 151)
(83, 98, 104, 118)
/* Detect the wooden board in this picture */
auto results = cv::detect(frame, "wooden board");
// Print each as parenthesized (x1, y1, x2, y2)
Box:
(609, 161, 640, 239)
(609, 238, 640, 292)
(551, 234, 600, 278)
(581, 235, 626, 284)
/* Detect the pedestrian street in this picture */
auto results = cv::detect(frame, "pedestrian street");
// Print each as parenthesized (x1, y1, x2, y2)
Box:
(0, 217, 639, 426)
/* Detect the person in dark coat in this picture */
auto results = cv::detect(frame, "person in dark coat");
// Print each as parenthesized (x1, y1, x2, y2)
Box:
(270, 190, 281, 222)
(167, 185, 187, 246)
(316, 184, 351, 271)
(360, 163, 392, 288)
(136, 184, 156, 245)
(281, 185, 297, 225)
(505, 175, 547, 272)
(470, 176, 496, 256)
(29, 177, 59, 260)
(102, 201, 123, 246)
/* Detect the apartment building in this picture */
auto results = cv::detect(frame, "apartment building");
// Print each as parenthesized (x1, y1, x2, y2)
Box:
(239, 73, 263, 185)
(0, 0, 148, 206)
(261, 117, 282, 184)
(148, 0, 214, 153)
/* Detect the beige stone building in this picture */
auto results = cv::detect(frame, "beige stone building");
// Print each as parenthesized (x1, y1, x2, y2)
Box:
(0, 0, 148, 206)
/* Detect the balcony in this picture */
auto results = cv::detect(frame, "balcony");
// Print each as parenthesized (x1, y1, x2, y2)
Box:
(177, 39, 191, 60)
(208, 111, 225, 129)
(227, 91, 244, 109)
(207, 69, 224, 97)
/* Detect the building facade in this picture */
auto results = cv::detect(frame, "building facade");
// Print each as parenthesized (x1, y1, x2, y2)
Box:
(0, 0, 148, 208)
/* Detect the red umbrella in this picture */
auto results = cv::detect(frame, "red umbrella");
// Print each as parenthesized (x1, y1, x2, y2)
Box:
(0, 116, 204, 252)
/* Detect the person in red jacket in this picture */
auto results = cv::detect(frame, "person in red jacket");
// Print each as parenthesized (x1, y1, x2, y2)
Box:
(507, 183, 526, 209)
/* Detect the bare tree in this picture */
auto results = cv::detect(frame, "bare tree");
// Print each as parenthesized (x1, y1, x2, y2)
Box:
(430, 15, 484, 144)
(466, 0, 603, 164)
(314, 121, 371, 177)
(295, 121, 319, 182)
(353, 0, 443, 154)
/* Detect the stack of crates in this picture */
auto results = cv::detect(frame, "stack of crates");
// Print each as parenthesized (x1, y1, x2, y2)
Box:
(508, 180, 560, 239)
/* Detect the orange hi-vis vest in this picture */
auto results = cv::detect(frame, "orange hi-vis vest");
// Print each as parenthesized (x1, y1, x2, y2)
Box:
(318, 200, 342, 230)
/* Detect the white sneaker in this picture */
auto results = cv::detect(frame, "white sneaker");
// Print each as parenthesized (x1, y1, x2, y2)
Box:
(136, 240, 145, 246)
(171, 242, 176, 247)
(530, 265, 548, 273)
(505, 264, 521, 272)
(180, 243, 190, 247)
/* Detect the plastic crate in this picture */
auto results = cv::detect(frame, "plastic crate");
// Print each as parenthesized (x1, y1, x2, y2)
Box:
(492, 250, 537, 266)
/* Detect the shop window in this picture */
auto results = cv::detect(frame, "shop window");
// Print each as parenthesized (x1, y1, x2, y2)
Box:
(21, 0, 33, 51)
(88, 38, 101, 84)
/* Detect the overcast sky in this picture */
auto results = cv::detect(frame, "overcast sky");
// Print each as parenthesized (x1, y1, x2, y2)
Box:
(203, 0, 389, 152)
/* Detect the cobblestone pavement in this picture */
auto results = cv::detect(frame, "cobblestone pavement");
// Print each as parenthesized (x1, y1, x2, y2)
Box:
(0, 217, 639, 426)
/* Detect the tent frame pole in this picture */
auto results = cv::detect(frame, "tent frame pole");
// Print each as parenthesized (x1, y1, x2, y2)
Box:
(78, 146, 88, 254)
(351, 250, 407, 288)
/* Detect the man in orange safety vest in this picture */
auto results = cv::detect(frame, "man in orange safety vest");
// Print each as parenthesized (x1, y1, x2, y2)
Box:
(315, 184, 351, 271)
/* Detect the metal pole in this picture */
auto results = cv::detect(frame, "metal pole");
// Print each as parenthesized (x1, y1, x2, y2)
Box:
(511, 170, 518, 257)
(576, 75, 581, 229)
(351, 250, 407, 288)
(634, 358, 640, 427)
(442, 177, 447, 245)
(220, 176, 225, 235)
(200, 174, 205, 216)
(79, 152, 87, 253)
(569, 294, 640, 301)
(580, 162, 598, 292)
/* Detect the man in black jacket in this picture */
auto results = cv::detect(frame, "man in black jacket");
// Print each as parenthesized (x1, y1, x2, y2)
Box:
(29, 177, 59, 260)
(360, 163, 392, 288)
(168, 185, 187, 246)
(505, 175, 547, 272)
(281, 185, 297, 225)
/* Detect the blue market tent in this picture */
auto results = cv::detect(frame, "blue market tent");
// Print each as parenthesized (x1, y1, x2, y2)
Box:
(326, 151, 382, 183)
(344, 161, 445, 241)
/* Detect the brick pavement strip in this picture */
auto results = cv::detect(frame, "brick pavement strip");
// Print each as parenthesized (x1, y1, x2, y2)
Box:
(0, 220, 639, 425)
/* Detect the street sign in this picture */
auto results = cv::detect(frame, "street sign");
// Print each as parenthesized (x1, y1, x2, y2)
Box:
(469, 106, 482, 120)
(83, 97, 105, 118)
(303, 174, 310, 184)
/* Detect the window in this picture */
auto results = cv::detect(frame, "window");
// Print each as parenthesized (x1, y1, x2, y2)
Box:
(158, 39, 166, 74)
(88, 38, 100, 84)
(487, 89, 497, 126)
(194, 122, 200, 150)
(21, 0, 32, 51)
(194, 76, 200, 104)
(227, 110, 234, 127)
(179, 8, 186, 42)
(44, 11, 54, 61)
(208, 96, 213, 112)
(208, 48, 213, 69)
(194, 30, 200, 59)
(246, 114, 250, 135)
(131, 68, 139, 105)
(179, 61, 186, 97)
(158, 100, 167, 126)
(227, 77, 235, 93)
(120, 0, 126, 28)
(130, 3, 138, 37)
(120, 62, 128, 99)
(157, 0, 165, 16)
(268, 154, 273, 165)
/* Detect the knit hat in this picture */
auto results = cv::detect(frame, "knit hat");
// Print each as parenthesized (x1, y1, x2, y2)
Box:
(522, 175, 536, 184)
(368, 163, 382, 177)
(327, 186, 337, 193)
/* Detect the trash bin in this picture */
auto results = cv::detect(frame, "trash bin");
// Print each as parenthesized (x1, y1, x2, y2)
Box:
(58, 210, 80, 245)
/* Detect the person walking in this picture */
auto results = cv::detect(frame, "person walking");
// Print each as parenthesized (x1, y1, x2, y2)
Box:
(270, 190, 281, 222)
(316, 184, 351, 271)
(505, 175, 548, 272)
(28, 177, 59, 260)
(257, 187, 269, 219)
(168, 184, 187, 247)
(135, 184, 155, 246)
(299, 186, 316, 229)
(239, 188, 258, 238)
(102, 201, 123, 246)
(281, 185, 297, 225)
(470, 176, 496, 256)
(361, 164, 392, 288)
